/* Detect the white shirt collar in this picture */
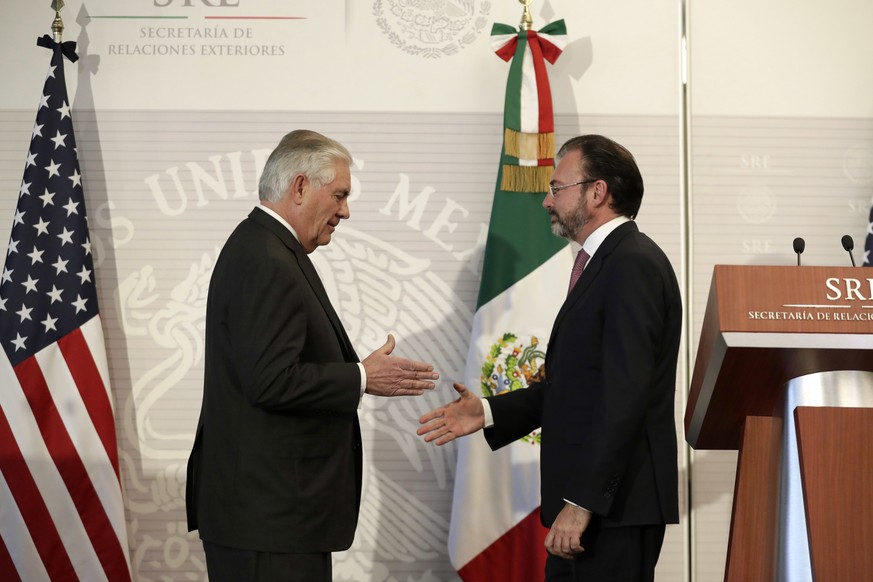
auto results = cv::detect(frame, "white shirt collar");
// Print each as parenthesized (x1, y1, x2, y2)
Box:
(580, 215, 632, 259)
(256, 204, 301, 243)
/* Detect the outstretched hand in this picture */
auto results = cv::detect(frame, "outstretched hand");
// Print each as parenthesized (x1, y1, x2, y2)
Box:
(417, 382, 485, 445)
(362, 334, 438, 397)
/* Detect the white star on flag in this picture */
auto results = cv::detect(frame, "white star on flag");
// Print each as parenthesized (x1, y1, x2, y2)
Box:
(39, 188, 55, 206)
(50, 130, 68, 149)
(57, 226, 74, 245)
(52, 257, 69, 274)
(57, 100, 71, 120)
(33, 217, 50, 235)
(45, 159, 61, 178)
(42, 313, 59, 331)
(16, 304, 33, 322)
(63, 198, 79, 216)
(22, 275, 39, 293)
(26, 247, 44, 264)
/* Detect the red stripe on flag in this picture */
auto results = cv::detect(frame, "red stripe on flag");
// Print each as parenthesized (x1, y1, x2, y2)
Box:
(58, 328, 121, 479)
(0, 536, 22, 582)
(526, 31, 555, 134)
(458, 507, 549, 582)
(0, 404, 72, 580)
(0, 535, 22, 582)
(14, 356, 130, 581)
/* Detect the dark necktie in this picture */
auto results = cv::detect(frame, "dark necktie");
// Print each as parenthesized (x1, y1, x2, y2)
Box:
(568, 248, 590, 294)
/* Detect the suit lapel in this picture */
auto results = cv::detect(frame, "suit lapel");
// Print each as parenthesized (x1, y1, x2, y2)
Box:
(548, 221, 638, 345)
(248, 209, 359, 361)
(295, 249, 359, 362)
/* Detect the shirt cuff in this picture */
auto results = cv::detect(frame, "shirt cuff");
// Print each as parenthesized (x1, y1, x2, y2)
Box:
(357, 363, 366, 408)
(481, 397, 494, 428)
(563, 498, 590, 512)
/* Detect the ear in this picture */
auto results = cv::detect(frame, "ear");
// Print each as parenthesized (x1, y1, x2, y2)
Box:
(590, 180, 610, 209)
(288, 173, 307, 204)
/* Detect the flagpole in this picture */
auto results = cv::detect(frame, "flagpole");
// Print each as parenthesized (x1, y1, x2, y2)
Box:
(52, 0, 65, 42)
(519, 0, 533, 31)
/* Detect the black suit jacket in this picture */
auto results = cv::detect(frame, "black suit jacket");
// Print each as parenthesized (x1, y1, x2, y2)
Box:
(484, 221, 681, 529)
(186, 207, 363, 553)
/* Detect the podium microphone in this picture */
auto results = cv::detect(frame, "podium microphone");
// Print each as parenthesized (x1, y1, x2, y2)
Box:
(841, 235, 856, 267)
(793, 237, 805, 266)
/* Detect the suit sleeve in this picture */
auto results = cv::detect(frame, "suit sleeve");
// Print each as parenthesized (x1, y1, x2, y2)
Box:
(223, 245, 360, 414)
(483, 382, 544, 450)
(563, 249, 671, 515)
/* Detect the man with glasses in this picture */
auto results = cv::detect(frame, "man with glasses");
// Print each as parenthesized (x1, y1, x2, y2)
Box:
(419, 135, 682, 582)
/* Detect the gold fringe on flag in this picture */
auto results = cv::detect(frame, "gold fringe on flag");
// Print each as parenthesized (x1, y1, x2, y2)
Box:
(504, 128, 555, 161)
(501, 164, 553, 193)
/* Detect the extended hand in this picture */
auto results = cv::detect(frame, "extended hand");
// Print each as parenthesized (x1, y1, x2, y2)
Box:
(544, 503, 591, 558)
(363, 334, 438, 397)
(417, 383, 484, 445)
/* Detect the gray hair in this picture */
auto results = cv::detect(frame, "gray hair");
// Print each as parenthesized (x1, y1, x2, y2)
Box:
(258, 130, 353, 202)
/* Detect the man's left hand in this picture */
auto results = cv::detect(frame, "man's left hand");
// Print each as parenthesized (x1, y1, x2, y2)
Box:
(544, 503, 592, 558)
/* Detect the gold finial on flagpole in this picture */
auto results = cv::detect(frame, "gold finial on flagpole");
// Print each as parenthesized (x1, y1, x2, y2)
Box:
(519, 0, 534, 31)
(51, 0, 65, 42)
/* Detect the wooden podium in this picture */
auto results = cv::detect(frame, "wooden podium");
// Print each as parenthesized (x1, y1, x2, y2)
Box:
(685, 265, 873, 581)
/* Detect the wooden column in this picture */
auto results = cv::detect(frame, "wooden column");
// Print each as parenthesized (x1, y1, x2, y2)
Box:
(795, 407, 873, 582)
(724, 416, 783, 582)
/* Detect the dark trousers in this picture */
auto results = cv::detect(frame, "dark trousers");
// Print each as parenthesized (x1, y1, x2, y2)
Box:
(544, 524, 666, 582)
(202, 540, 331, 582)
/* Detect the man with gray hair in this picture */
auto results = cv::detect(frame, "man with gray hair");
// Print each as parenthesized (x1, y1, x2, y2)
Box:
(186, 130, 439, 581)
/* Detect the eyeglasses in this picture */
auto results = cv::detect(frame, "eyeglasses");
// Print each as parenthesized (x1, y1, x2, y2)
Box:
(548, 179, 598, 198)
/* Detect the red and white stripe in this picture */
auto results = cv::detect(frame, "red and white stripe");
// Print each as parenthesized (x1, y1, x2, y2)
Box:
(0, 316, 130, 582)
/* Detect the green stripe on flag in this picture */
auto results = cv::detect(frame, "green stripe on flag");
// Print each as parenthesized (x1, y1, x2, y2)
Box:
(503, 34, 527, 132)
(477, 155, 567, 308)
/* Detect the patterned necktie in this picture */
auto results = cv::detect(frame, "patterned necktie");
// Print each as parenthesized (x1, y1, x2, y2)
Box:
(568, 248, 590, 294)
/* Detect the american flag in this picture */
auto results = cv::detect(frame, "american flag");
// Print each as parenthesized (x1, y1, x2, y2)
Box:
(0, 36, 130, 581)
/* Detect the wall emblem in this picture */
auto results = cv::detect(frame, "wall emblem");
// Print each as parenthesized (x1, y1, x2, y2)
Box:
(373, 0, 491, 58)
(843, 145, 873, 185)
(737, 183, 777, 224)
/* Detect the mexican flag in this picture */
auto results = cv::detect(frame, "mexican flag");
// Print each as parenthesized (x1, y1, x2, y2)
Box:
(448, 19, 571, 582)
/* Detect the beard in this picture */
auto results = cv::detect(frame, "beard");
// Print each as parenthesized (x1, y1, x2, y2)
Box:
(550, 200, 589, 240)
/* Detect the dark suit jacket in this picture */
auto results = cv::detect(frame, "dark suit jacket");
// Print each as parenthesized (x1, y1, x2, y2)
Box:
(484, 220, 681, 529)
(186, 207, 363, 553)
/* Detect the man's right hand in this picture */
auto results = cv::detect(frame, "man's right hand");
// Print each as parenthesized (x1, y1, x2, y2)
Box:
(362, 334, 438, 397)
(416, 383, 485, 445)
